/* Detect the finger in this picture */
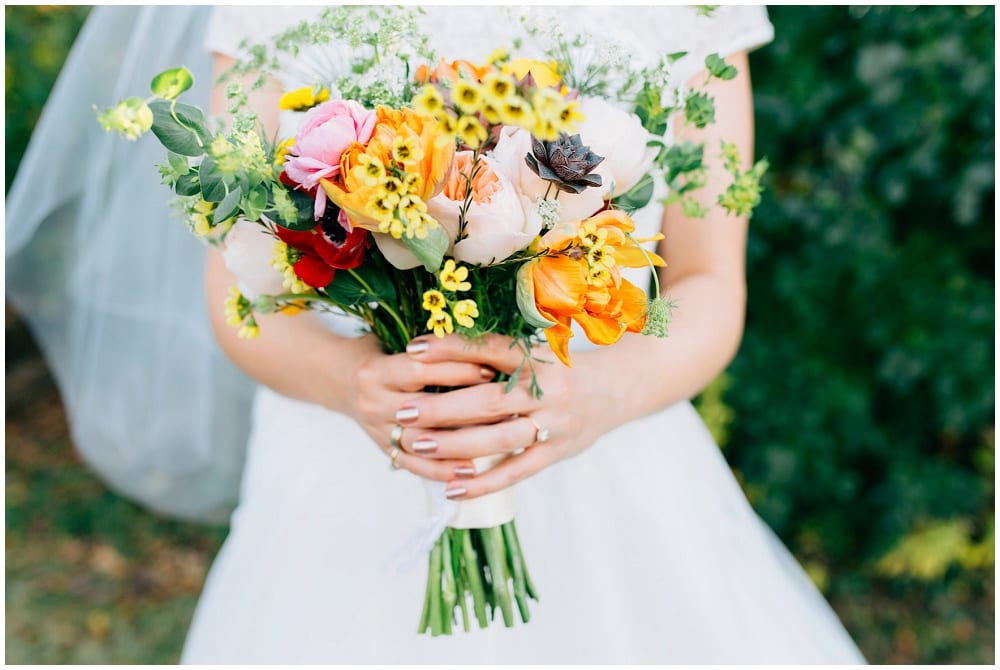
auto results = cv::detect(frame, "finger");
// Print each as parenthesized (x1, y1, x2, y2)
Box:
(442, 445, 557, 500)
(372, 355, 495, 393)
(400, 416, 540, 460)
(405, 333, 539, 375)
(379, 425, 475, 482)
(394, 381, 540, 429)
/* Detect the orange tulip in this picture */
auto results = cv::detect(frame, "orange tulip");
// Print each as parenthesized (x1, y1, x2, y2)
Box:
(415, 58, 495, 84)
(320, 106, 455, 232)
(525, 209, 665, 366)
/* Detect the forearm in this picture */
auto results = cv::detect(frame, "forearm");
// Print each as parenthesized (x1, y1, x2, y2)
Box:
(205, 248, 372, 413)
(574, 268, 745, 430)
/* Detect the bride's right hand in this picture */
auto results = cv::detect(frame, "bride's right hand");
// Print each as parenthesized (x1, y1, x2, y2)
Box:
(340, 334, 495, 482)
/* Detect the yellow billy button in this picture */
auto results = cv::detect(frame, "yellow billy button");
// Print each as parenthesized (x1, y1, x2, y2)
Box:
(439, 259, 472, 292)
(452, 299, 479, 328)
(426, 310, 454, 337)
(422, 290, 447, 313)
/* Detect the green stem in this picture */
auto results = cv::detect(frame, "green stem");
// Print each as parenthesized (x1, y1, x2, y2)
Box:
(428, 538, 444, 636)
(483, 527, 514, 627)
(502, 522, 531, 623)
(462, 530, 490, 628)
(441, 530, 456, 635)
(508, 521, 538, 600)
(346, 269, 411, 343)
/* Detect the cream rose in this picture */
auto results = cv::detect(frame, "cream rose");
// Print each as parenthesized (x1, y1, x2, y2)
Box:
(576, 97, 658, 198)
(425, 152, 537, 266)
(221, 218, 286, 298)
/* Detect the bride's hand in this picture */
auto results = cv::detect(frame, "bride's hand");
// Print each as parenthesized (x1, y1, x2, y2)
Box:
(392, 334, 617, 500)
(341, 334, 496, 483)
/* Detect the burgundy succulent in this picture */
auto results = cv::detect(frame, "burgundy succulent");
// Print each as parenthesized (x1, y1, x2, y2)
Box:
(524, 133, 605, 194)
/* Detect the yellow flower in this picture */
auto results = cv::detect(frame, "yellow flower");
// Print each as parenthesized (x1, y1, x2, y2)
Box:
(271, 241, 308, 294)
(367, 192, 399, 223)
(484, 47, 509, 66)
(555, 99, 585, 132)
(577, 220, 608, 248)
(427, 310, 454, 337)
(503, 58, 561, 88)
(437, 112, 459, 136)
(237, 322, 261, 340)
(587, 265, 612, 288)
(223, 287, 261, 339)
(439, 259, 471, 292)
(587, 243, 616, 269)
(456, 115, 488, 149)
(401, 172, 423, 193)
(452, 299, 479, 328)
(413, 85, 446, 116)
(392, 133, 424, 165)
(278, 86, 330, 111)
(422, 289, 447, 312)
(352, 154, 386, 187)
(380, 176, 404, 195)
(499, 97, 535, 129)
(273, 137, 295, 166)
(482, 72, 516, 101)
(191, 213, 212, 237)
(452, 80, 483, 113)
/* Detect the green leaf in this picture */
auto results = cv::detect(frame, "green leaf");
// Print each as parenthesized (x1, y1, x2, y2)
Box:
(705, 53, 738, 80)
(666, 50, 688, 63)
(150, 67, 194, 100)
(684, 91, 716, 129)
(214, 187, 242, 224)
(243, 184, 268, 222)
(614, 173, 655, 212)
(325, 265, 397, 306)
(175, 169, 200, 197)
(662, 141, 704, 181)
(515, 261, 556, 329)
(277, 189, 319, 230)
(402, 224, 449, 273)
(148, 101, 212, 157)
(198, 155, 228, 202)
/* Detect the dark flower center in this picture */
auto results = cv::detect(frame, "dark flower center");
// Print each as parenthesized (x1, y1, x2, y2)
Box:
(320, 204, 347, 246)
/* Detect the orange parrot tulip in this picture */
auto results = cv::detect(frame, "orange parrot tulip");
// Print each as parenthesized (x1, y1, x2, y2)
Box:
(523, 209, 665, 366)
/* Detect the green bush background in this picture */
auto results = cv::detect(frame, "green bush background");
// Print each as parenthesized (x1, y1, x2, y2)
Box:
(5, 5, 994, 664)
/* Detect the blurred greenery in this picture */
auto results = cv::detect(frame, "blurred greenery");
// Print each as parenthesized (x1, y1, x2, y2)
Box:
(4, 4, 995, 665)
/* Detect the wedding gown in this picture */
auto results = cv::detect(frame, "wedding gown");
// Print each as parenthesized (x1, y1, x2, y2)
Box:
(182, 6, 866, 664)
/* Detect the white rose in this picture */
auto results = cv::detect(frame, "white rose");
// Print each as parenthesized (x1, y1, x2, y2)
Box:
(426, 152, 538, 266)
(490, 126, 605, 223)
(576, 97, 658, 198)
(221, 218, 286, 298)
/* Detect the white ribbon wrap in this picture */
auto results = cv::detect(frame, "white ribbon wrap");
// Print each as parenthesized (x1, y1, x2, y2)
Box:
(388, 454, 516, 572)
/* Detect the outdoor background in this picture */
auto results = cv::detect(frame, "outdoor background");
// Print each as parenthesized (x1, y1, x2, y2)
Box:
(5, 5, 995, 664)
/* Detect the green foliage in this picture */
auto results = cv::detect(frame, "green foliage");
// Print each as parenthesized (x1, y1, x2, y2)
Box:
(704, 6, 995, 657)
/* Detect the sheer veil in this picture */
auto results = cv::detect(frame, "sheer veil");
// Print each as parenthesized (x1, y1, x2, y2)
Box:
(6, 6, 254, 523)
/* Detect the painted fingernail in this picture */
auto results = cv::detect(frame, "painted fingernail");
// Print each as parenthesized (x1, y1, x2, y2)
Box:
(480, 366, 495, 380)
(445, 487, 467, 499)
(406, 339, 430, 354)
(412, 438, 438, 454)
(395, 405, 419, 424)
(454, 466, 476, 477)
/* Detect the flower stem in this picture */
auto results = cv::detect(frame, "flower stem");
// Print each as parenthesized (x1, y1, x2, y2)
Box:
(461, 530, 490, 628)
(482, 526, 514, 626)
(502, 521, 531, 623)
(428, 537, 444, 636)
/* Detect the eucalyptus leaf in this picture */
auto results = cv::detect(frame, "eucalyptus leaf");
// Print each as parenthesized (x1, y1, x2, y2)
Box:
(243, 185, 268, 222)
(214, 187, 242, 224)
(614, 173, 655, 212)
(198, 156, 228, 202)
(175, 169, 200, 197)
(148, 101, 212, 157)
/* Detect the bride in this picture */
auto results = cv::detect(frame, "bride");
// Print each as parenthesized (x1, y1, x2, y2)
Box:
(178, 5, 866, 664)
(8, 4, 865, 664)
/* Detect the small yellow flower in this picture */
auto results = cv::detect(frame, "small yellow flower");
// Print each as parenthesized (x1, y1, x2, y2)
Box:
(484, 47, 509, 66)
(278, 86, 330, 111)
(352, 154, 386, 187)
(587, 265, 612, 288)
(271, 241, 309, 294)
(422, 289, 447, 312)
(401, 171, 423, 193)
(578, 220, 608, 248)
(273, 137, 295, 166)
(436, 112, 459, 136)
(190, 213, 212, 237)
(587, 244, 616, 269)
(480, 100, 502, 125)
(555, 99, 585, 131)
(452, 299, 479, 328)
(532, 87, 564, 116)
(380, 176, 404, 195)
(237, 321, 260, 339)
(452, 80, 483, 113)
(456, 115, 488, 149)
(426, 310, 454, 338)
(392, 133, 424, 165)
(368, 191, 400, 220)
(413, 85, 446, 116)
(439, 259, 472, 292)
(224, 287, 261, 339)
(378, 218, 406, 239)
(499, 97, 535, 129)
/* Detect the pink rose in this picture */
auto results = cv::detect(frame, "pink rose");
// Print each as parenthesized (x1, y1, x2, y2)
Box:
(283, 100, 376, 218)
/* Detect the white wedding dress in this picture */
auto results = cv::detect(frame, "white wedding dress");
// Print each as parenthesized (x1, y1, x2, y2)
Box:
(182, 6, 866, 664)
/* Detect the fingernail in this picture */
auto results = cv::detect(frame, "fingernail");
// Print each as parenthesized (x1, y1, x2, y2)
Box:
(445, 487, 467, 499)
(406, 339, 430, 354)
(395, 405, 419, 424)
(454, 466, 476, 477)
(412, 438, 437, 454)
(480, 366, 495, 380)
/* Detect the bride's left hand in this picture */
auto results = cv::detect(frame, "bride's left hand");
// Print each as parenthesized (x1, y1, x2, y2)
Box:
(394, 333, 618, 500)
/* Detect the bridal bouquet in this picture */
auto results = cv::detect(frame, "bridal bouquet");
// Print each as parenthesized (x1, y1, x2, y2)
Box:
(98, 6, 765, 636)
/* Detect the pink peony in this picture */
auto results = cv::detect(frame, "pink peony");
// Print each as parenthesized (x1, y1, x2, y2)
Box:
(283, 100, 377, 219)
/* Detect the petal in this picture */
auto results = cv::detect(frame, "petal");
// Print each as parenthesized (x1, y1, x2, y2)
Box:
(293, 254, 336, 288)
(532, 255, 588, 313)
